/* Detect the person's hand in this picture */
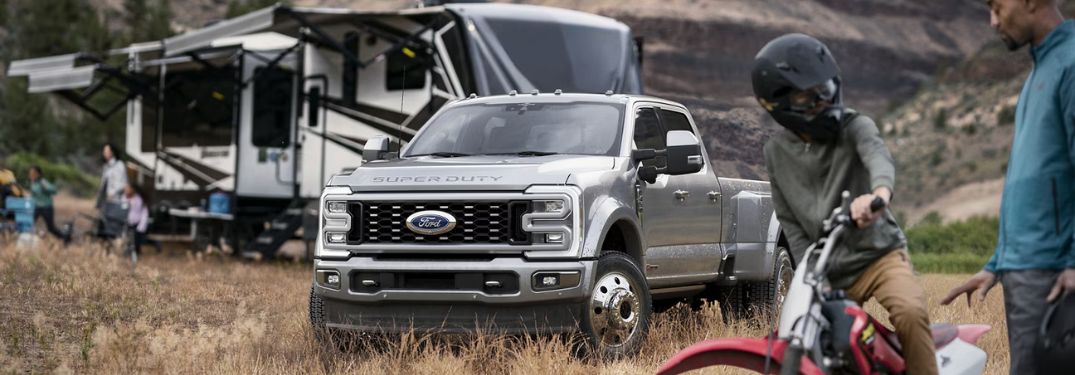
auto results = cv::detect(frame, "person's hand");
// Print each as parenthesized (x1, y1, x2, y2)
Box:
(1047, 268, 1075, 303)
(941, 270, 997, 307)
(851, 187, 890, 228)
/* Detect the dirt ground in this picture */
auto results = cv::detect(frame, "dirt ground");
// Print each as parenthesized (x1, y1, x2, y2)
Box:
(902, 178, 1004, 226)
(0, 239, 1010, 374)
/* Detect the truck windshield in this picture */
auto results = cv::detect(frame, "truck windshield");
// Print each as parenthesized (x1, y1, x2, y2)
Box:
(406, 102, 625, 157)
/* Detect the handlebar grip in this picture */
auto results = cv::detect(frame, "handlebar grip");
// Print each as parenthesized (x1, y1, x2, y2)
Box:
(780, 345, 803, 375)
(869, 197, 886, 213)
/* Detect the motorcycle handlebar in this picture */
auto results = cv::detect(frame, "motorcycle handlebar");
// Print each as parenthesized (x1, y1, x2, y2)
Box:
(869, 196, 886, 213)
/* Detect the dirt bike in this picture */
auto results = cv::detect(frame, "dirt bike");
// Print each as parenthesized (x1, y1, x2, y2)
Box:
(658, 191, 991, 375)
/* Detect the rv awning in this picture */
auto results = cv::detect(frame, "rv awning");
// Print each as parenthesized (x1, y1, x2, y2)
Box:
(162, 5, 446, 56)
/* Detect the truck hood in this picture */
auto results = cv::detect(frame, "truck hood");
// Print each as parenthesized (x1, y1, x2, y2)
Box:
(329, 155, 616, 192)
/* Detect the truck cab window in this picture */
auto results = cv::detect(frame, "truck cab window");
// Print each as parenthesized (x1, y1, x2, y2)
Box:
(658, 109, 695, 134)
(633, 107, 666, 168)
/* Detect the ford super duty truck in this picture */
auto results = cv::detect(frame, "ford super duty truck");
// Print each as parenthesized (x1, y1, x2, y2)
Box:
(309, 92, 791, 358)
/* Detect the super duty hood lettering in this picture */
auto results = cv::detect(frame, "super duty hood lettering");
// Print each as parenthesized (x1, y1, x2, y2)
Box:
(371, 176, 503, 183)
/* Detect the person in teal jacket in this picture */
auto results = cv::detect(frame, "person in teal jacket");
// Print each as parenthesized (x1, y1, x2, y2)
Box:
(28, 166, 68, 242)
(943, 1, 1075, 374)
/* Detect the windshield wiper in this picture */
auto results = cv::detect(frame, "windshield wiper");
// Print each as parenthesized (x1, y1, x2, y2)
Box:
(410, 152, 472, 158)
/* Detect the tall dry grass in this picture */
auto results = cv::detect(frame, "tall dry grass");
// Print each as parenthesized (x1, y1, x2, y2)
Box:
(0, 239, 1010, 374)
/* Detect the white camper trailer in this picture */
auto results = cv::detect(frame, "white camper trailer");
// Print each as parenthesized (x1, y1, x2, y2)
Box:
(5, 3, 643, 257)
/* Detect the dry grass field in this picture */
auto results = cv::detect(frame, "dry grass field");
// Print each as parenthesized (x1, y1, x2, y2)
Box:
(0, 239, 1011, 374)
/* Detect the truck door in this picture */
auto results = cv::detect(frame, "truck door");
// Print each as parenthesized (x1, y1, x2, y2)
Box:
(633, 105, 723, 285)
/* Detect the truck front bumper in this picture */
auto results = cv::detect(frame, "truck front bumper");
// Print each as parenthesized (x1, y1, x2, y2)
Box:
(312, 256, 595, 334)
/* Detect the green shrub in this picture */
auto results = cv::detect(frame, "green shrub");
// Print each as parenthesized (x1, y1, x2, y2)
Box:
(997, 104, 1015, 126)
(910, 252, 992, 274)
(904, 216, 999, 273)
(934, 108, 948, 130)
(906, 216, 998, 255)
(2, 152, 99, 197)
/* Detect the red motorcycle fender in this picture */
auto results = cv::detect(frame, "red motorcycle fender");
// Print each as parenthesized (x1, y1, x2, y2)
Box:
(657, 337, 823, 375)
(956, 324, 991, 345)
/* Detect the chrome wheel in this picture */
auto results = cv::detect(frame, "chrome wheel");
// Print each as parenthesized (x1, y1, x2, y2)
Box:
(589, 271, 641, 349)
(775, 253, 793, 314)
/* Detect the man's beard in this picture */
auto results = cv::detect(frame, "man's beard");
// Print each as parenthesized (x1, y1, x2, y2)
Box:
(1000, 32, 1026, 51)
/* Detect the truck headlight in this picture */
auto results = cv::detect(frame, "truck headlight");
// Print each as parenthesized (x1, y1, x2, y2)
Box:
(326, 232, 347, 243)
(534, 199, 565, 214)
(326, 201, 349, 214)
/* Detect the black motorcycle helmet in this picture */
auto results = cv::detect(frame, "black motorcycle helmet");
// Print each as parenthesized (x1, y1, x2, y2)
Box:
(752, 33, 847, 142)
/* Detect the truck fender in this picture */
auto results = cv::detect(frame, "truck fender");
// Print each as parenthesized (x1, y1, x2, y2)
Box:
(728, 191, 783, 280)
(582, 199, 643, 263)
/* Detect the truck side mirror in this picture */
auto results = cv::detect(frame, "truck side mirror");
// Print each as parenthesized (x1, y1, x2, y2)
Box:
(363, 135, 393, 162)
(638, 165, 659, 184)
(632, 149, 657, 162)
(664, 130, 703, 175)
(307, 87, 321, 128)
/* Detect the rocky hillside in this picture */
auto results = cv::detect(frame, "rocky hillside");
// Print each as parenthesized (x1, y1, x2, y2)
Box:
(884, 1, 1075, 223)
(29, 0, 996, 182)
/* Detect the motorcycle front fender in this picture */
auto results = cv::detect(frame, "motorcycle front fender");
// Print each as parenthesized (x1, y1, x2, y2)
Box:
(657, 337, 823, 375)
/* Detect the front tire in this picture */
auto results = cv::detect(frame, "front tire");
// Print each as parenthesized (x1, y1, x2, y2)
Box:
(579, 251, 652, 359)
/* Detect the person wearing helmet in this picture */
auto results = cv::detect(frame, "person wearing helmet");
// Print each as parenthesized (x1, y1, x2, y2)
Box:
(753, 34, 937, 374)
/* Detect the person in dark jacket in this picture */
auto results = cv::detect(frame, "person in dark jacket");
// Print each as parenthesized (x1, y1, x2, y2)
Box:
(753, 34, 937, 374)
(943, 1, 1075, 373)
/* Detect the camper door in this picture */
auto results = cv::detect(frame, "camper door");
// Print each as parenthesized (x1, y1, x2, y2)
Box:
(234, 50, 298, 199)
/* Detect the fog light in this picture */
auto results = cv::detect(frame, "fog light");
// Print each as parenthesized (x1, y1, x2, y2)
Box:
(326, 201, 348, 214)
(327, 232, 347, 243)
(533, 271, 581, 291)
(545, 233, 564, 243)
(317, 270, 341, 289)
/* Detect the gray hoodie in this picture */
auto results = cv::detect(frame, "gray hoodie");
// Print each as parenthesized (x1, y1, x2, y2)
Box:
(763, 112, 906, 289)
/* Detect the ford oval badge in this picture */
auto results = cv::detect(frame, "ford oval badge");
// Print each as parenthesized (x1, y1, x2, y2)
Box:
(405, 210, 457, 236)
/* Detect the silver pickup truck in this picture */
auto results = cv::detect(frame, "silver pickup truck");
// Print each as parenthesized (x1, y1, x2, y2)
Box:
(309, 92, 790, 357)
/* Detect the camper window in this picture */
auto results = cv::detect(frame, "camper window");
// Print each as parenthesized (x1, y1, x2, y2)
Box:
(484, 19, 625, 94)
(386, 48, 427, 91)
(161, 68, 235, 147)
(252, 66, 294, 148)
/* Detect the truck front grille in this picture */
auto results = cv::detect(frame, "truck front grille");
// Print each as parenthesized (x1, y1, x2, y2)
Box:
(352, 201, 528, 245)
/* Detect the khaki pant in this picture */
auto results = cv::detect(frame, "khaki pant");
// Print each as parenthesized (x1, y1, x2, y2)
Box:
(845, 249, 938, 375)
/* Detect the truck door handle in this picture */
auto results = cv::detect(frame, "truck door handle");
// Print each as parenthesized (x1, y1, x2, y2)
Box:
(674, 190, 689, 201)
(708, 191, 721, 202)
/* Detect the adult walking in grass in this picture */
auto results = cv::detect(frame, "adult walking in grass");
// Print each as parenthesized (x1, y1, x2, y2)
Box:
(943, 0, 1075, 373)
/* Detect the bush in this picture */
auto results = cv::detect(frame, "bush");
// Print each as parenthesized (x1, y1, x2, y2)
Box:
(906, 215, 998, 255)
(905, 215, 999, 273)
(910, 252, 993, 274)
(2, 152, 99, 197)
(933, 108, 948, 130)
(997, 104, 1015, 126)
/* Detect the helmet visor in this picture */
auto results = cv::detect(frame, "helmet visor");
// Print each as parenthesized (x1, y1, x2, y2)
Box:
(788, 79, 837, 112)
